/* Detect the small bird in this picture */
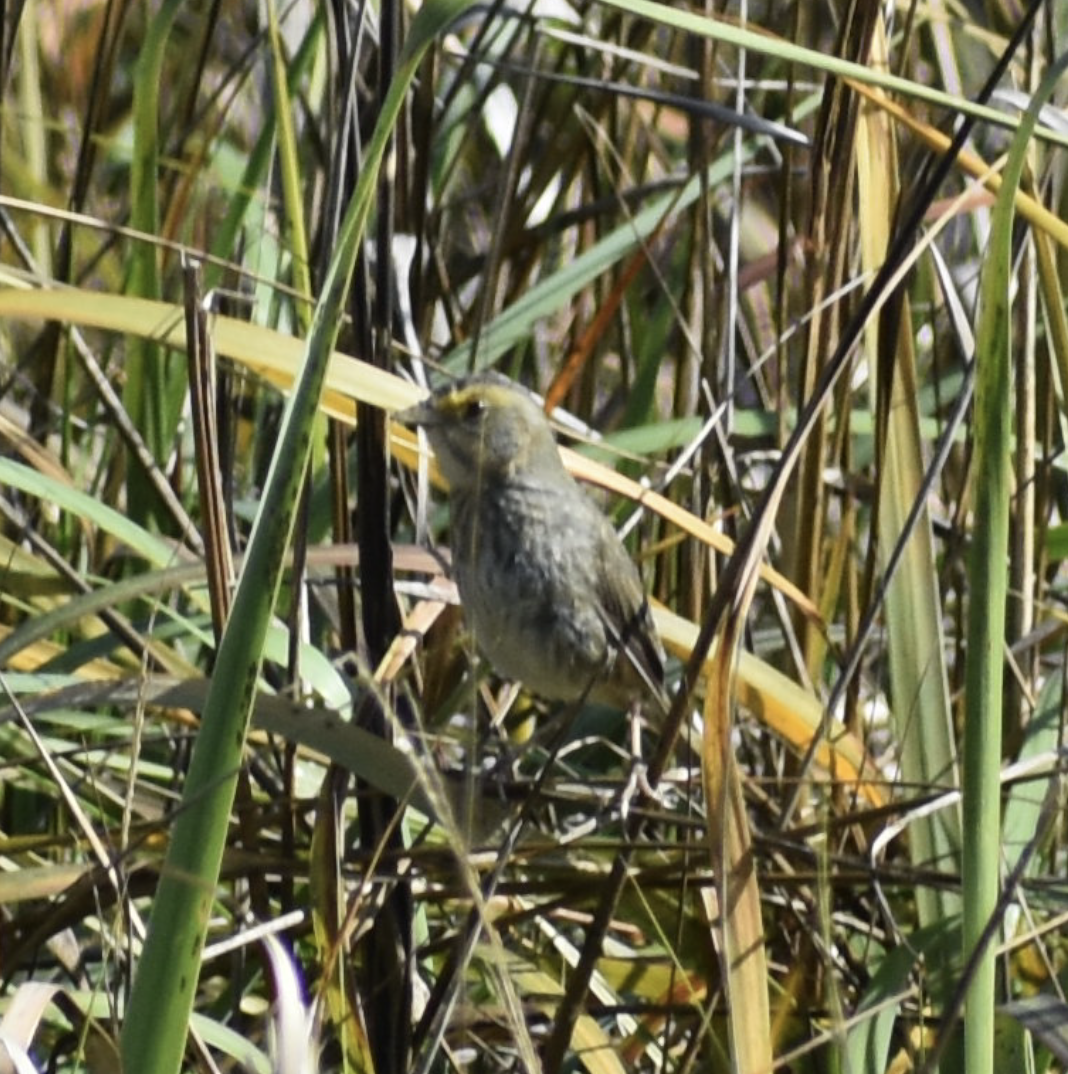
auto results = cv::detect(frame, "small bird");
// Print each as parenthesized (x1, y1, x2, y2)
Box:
(397, 372, 668, 719)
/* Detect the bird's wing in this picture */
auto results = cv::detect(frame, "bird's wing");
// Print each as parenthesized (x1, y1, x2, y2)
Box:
(593, 515, 669, 714)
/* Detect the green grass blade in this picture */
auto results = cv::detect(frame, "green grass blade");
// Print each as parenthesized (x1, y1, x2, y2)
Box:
(118, 4, 480, 1071)
(265, 0, 315, 321)
(203, 9, 323, 296)
(0, 457, 190, 573)
(962, 49, 1068, 1074)
(123, 0, 185, 513)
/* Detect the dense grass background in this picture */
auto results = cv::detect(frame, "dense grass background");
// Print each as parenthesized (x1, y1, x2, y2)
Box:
(1, 0, 1068, 1071)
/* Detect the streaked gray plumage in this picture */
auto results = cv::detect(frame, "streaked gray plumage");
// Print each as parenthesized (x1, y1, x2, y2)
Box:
(398, 372, 667, 715)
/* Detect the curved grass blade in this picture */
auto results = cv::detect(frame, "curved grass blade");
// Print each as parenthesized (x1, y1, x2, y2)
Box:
(961, 48, 1068, 1074)
(118, 3, 481, 1071)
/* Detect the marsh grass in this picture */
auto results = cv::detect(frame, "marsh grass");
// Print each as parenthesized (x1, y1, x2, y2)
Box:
(1, 1, 1067, 1072)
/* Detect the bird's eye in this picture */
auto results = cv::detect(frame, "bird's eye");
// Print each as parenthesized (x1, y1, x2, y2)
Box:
(460, 397, 486, 422)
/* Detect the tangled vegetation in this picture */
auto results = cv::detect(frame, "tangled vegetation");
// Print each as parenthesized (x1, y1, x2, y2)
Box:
(1, 1, 1067, 1071)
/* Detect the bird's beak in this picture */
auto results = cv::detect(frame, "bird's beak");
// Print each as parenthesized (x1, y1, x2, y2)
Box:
(394, 399, 437, 428)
